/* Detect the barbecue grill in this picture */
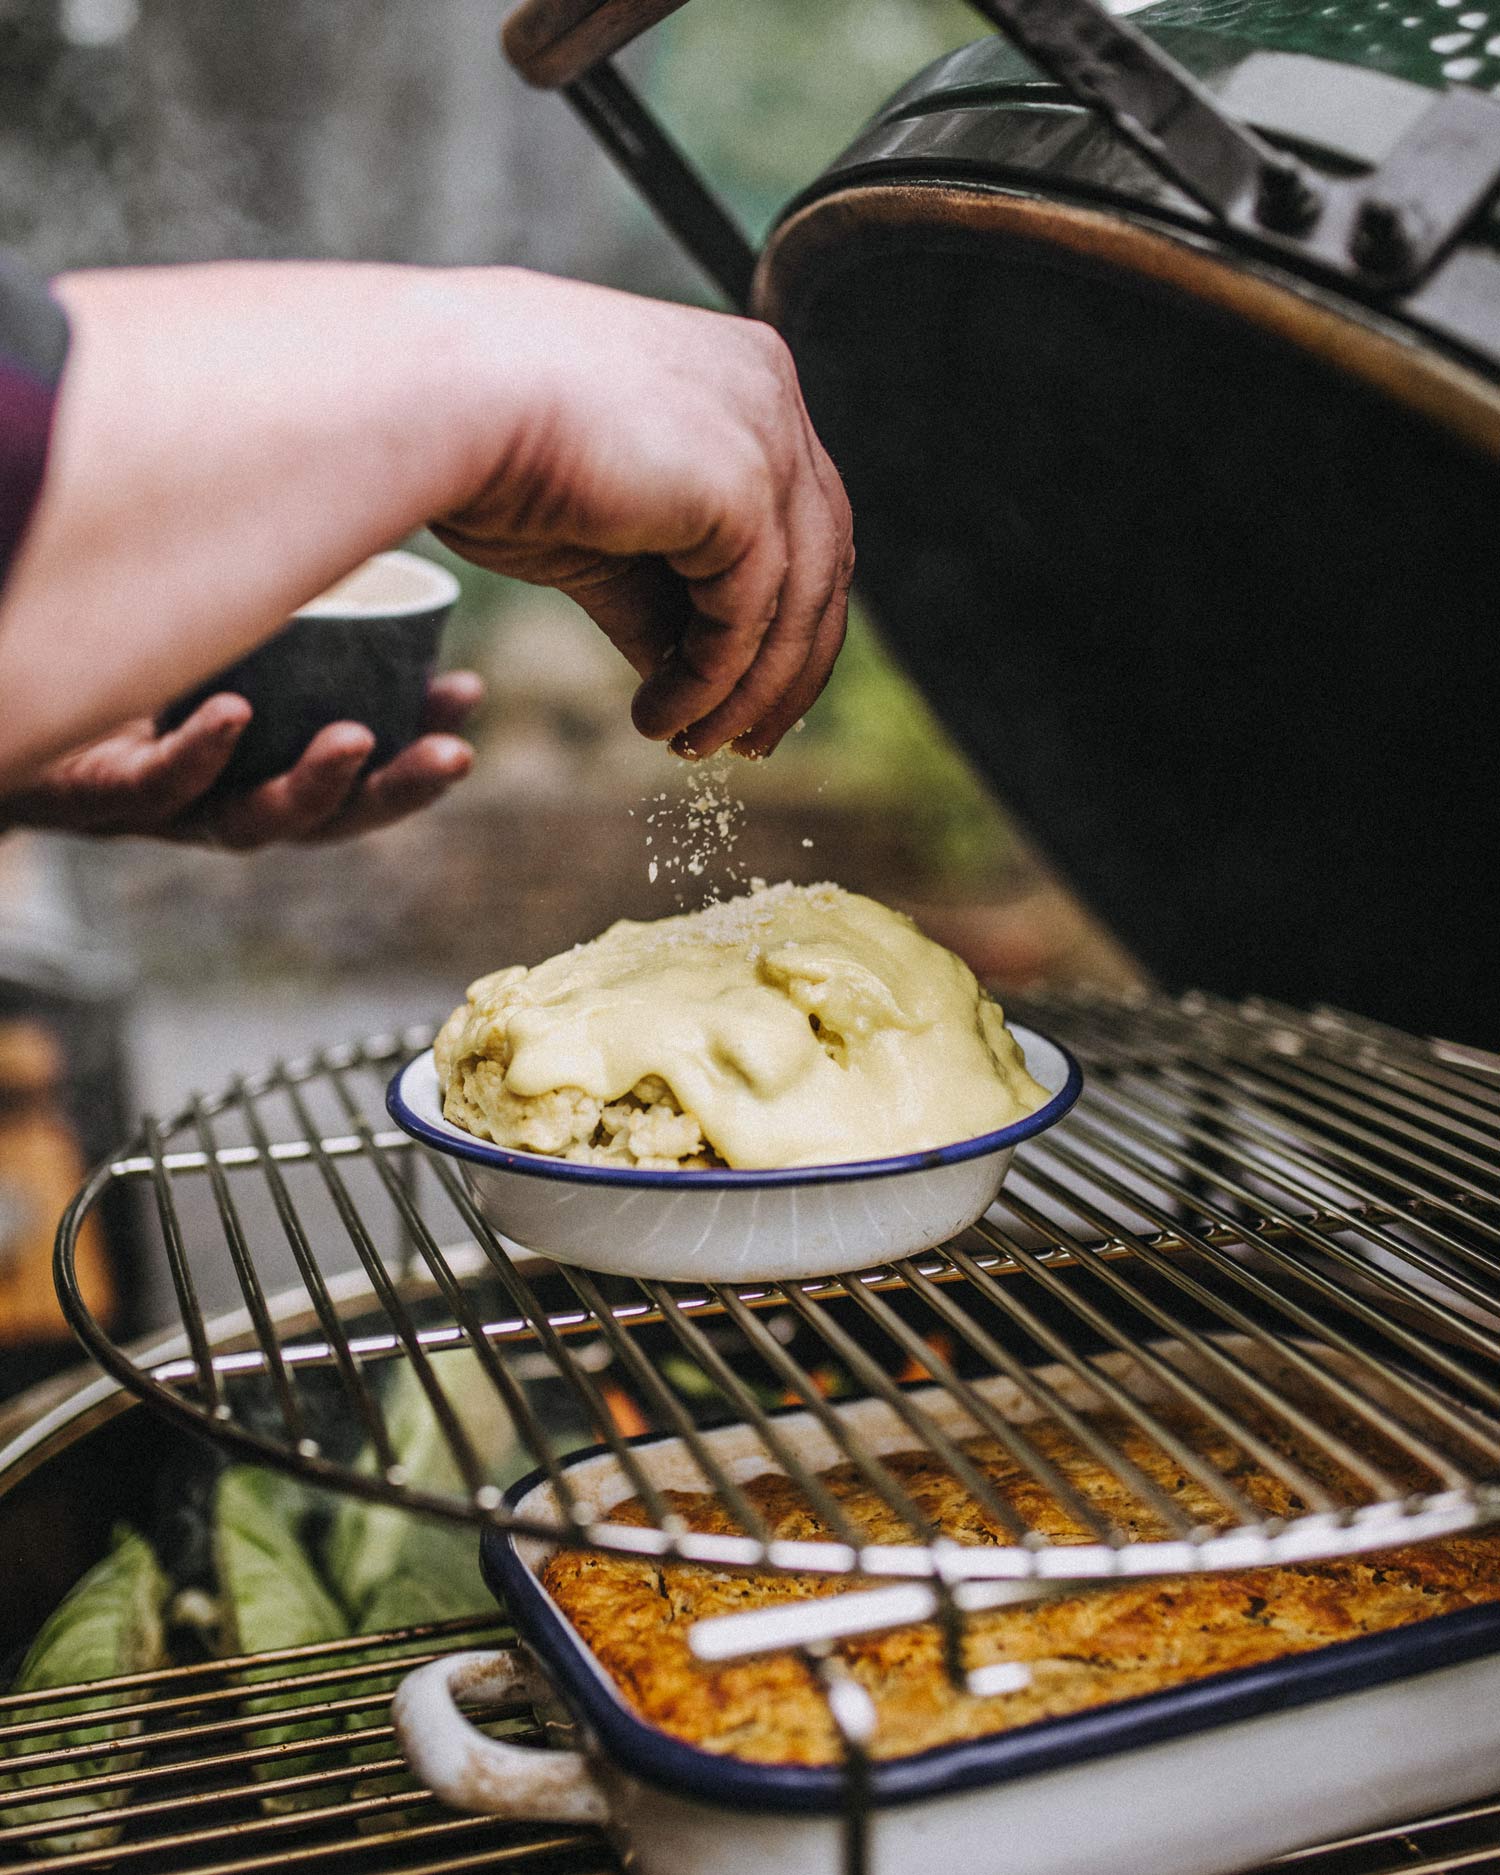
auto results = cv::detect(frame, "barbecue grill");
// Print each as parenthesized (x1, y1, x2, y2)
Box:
(28, 0, 1500, 1863)
(41, 987, 1500, 1871)
(1, 1384, 1496, 1875)
(52, 990, 1500, 1584)
(4, 1614, 1500, 1875)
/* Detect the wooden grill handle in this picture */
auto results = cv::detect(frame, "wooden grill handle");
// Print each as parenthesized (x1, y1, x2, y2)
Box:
(503, 0, 693, 87)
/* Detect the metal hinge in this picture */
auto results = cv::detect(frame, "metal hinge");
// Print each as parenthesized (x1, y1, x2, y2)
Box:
(969, 0, 1500, 293)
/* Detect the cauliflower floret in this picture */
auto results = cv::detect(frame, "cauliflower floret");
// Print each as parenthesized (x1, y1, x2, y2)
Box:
(444, 1060, 722, 1170)
(591, 1076, 713, 1168)
(445, 1061, 603, 1157)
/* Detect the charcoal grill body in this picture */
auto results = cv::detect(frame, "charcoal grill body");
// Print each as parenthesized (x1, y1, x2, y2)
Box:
(752, 27, 1500, 1045)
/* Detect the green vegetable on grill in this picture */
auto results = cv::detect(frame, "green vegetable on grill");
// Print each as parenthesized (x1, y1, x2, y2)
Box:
(214, 1466, 349, 1807)
(325, 1348, 522, 1631)
(0, 1525, 168, 1855)
(326, 1352, 522, 1801)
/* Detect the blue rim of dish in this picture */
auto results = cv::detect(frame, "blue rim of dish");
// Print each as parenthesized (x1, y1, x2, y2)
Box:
(385, 1022, 1083, 1190)
(482, 1458, 1500, 1816)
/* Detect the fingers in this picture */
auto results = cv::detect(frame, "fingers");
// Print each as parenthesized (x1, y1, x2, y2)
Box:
(632, 332, 853, 754)
(208, 722, 375, 850)
(183, 722, 473, 850)
(122, 693, 251, 825)
(628, 483, 792, 743)
(670, 444, 854, 759)
(732, 562, 849, 758)
(4, 695, 252, 835)
(7, 695, 473, 849)
(303, 733, 473, 843)
(422, 670, 485, 735)
(210, 677, 478, 846)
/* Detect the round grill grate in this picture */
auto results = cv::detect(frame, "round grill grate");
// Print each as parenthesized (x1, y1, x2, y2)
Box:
(53, 989, 1500, 1604)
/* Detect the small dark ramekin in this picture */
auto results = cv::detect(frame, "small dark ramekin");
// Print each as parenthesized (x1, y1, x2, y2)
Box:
(157, 549, 461, 799)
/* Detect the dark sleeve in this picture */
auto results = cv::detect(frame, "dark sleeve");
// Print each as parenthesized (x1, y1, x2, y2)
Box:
(0, 255, 68, 596)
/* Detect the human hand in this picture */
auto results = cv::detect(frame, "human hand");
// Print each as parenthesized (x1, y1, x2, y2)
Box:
(0, 672, 481, 848)
(434, 272, 853, 759)
(0, 263, 849, 784)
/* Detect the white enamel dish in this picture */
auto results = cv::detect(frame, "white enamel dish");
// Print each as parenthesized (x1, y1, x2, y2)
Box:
(392, 1372, 1500, 1875)
(386, 1023, 1081, 1282)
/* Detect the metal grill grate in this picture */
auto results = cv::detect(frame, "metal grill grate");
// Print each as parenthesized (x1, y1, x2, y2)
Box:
(0, 1616, 609, 1873)
(3, 1625, 1500, 1874)
(52, 989, 1500, 1591)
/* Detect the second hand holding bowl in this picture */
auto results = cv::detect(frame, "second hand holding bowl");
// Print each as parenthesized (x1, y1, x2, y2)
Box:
(158, 549, 461, 801)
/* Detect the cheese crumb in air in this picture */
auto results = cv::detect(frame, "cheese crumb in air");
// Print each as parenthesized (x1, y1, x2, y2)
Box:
(639, 753, 746, 896)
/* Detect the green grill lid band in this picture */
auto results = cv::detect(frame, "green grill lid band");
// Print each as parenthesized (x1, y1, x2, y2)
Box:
(1134, 0, 1500, 93)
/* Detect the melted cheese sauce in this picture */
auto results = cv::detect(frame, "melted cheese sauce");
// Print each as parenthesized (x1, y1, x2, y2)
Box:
(435, 883, 1048, 1169)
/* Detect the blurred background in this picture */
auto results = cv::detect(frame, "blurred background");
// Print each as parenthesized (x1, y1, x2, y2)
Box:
(0, 0, 1138, 1386)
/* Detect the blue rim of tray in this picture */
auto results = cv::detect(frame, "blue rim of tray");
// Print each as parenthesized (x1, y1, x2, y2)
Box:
(387, 1022, 1082, 1190)
(482, 1447, 1500, 1816)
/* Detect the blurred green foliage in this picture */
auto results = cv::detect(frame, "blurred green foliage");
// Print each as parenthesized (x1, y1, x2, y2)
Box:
(650, 0, 979, 239)
(797, 601, 1012, 885)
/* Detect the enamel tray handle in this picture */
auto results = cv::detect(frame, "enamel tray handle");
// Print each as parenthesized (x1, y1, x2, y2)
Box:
(392, 1649, 610, 1824)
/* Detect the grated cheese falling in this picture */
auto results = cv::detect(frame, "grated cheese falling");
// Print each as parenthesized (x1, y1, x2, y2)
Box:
(638, 752, 748, 901)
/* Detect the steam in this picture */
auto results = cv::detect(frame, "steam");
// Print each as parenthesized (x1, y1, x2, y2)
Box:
(0, 0, 681, 283)
(59, 0, 138, 49)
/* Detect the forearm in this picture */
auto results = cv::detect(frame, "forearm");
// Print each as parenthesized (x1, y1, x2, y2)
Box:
(0, 262, 500, 784)
(0, 259, 852, 785)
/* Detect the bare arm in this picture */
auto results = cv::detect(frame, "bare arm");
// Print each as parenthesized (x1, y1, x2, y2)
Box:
(0, 262, 852, 790)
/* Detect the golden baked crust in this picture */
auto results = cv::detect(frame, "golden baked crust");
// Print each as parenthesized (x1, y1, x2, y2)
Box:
(540, 1415, 1500, 1765)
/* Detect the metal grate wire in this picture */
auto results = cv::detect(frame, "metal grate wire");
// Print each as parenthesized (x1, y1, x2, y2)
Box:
(3, 1620, 1500, 1874)
(0, 1616, 608, 1873)
(52, 990, 1500, 1591)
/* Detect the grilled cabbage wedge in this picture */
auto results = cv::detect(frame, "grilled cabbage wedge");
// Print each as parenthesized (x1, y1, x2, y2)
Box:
(0, 1525, 168, 1855)
(329, 1352, 524, 1802)
(214, 1467, 349, 1808)
(324, 1349, 516, 1629)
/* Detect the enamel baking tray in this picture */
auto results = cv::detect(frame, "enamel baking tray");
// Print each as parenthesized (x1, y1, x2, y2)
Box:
(393, 1349, 1500, 1875)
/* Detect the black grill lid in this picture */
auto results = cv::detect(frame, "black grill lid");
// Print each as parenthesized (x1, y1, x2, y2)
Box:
(754, 27, 1500, 1043)
(503, 0, 1500, 1044)
(772, 28, 1500, 380)
(765, 190, 1500, 1040)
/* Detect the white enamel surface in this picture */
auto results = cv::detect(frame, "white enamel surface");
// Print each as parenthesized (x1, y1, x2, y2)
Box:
(392, 1651, 609, 1826)
(397, 1632, 1500, 1875)
(391, 1025, 1070, 1282)
(593, 1660, 1500, 1875)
